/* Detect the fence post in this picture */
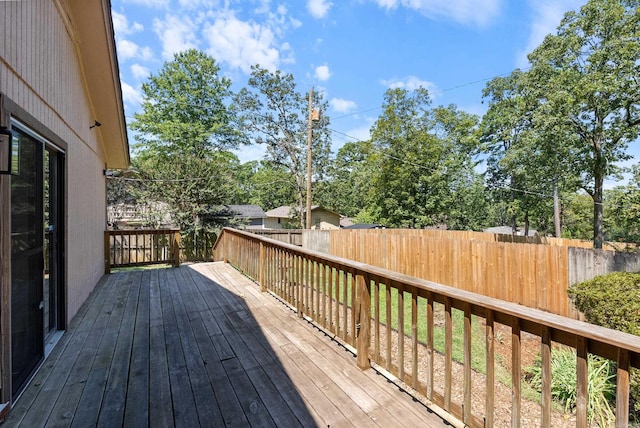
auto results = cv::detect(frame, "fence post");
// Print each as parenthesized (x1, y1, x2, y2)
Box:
(173, 231, 181, 268)
(104, 231, 111, 274)
(356, 273, 371, 370)
(259, 242, 266, 292)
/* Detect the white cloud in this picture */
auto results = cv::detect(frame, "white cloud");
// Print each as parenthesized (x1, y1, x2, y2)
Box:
(177, 0, 222, 9)
(370, 0, 503, 27)
(516, 0, 586, 68)
(153, 14, 199, 60)
(308, 0, 333, 19)
(290, 16, 303, 28)
(123, 0, 169, 8)
(382, 76, 438, 93)
(314, 64, 332, 81)
(117, 39, 152, 61)
(203, 11, 280, 73)
(121, 81, 143, 106)
(112, 11, 143, 37)
(330, 97, 357, 113)
(131, 64, 151, 80)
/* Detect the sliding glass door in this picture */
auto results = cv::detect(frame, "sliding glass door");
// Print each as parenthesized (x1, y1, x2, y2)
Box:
(10, 128, 44, 396)
(10, 124, 65, 397)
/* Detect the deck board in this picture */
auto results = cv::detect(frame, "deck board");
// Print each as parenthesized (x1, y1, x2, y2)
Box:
(4, 262, 449, 427)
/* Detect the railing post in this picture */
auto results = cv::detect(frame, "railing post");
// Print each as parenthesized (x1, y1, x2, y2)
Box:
(356, 274, 371, 370)
(172, 231, 181, 268)
(616, 348, 630, 427)
(104, 231, 111, 274)
(259, 242, 266, 292)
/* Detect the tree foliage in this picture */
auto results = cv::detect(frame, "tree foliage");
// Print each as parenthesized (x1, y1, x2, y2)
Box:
(126, 49, 246, 234)
(365, 87, 484, 228)
(235, 66, 332, 227)
(131, 49, 245, 158)
(526, 0, 640, 247)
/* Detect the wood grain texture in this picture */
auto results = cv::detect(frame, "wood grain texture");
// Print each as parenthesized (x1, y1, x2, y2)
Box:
(5, 263, 446, 427)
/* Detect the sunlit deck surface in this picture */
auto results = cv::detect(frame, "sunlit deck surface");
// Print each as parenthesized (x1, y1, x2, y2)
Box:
(5, 262, 447, 427)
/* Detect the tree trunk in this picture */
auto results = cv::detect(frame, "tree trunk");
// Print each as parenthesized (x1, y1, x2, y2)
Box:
(524, 212, 529, 237)
(553, 180, 562, 238)
(593, 171, 604, 249)
(510, 176, 517, 235)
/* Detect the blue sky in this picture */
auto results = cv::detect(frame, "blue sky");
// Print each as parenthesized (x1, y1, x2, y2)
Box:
(112, 0, 597, 165)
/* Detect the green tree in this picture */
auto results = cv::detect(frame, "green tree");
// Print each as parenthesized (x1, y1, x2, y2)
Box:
(131, 49, 245, 157)
(246, 161, 297, 210)
(315, 140, 375, 219)
(481, 69, 582, 237)
(235, 66, 332, 228)
(605, 165, 640, 244)
(527, 0, 640, 247)
(368, 88, 483, 228)
(561, 193, 593, 240)
(127, 49, 246, 235)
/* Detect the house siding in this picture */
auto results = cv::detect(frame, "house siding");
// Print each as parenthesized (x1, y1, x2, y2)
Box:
(311, 209, 340, 230)
(1, 1, 113, 324)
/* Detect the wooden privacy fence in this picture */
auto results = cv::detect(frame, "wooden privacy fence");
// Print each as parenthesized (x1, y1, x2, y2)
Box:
(104, 229, 180, 273)
(330, 229, 574, 318)
(213, 227, 640, 428)
(248, 229, 303, 246)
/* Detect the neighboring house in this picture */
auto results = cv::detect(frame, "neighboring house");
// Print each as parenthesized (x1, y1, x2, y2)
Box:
(344, 223, 386, 229)
(484, 226, 539, 237)
(227, 205, 267, 229)
(265, 205, 341, 230)
(340, 217, 354, 228)
(0, 0, 129, 406)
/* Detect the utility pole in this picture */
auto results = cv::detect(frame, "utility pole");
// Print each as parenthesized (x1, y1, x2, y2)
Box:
(306, 87, 313, 229)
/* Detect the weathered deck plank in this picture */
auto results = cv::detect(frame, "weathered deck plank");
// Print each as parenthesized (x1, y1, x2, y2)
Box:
(4, 262, 448, 427)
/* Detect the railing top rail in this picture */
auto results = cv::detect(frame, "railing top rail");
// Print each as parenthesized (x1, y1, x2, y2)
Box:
(215, 227, 640, 359)
(106, 228, 180, 235)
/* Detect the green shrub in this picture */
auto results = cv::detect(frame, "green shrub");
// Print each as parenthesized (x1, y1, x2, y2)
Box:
(569, 271, 640, 420)
(527, 348, 616, 426)
(568, 272, 640, 336)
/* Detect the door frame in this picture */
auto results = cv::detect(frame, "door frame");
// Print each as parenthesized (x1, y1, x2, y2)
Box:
(0, 94, 68, 403)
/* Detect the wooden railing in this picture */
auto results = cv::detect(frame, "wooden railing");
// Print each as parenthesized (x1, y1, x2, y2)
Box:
(213, 227, 640, 427)
(104, 229, 180, 273)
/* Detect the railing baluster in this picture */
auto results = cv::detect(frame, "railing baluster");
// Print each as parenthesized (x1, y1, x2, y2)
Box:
(512, 318, 521, 428)
(541, 326, 551, 427)
(576, 336, 588, 428)
(411, 286, 418, 389)
(444, 296, 452, 412)
(485, 309, 494, 427)
(351, 272, 357, 347)
(356, 274, 371, 370)
(328, 265, 334, 334)
(385, 281, 392, 372)
(341, 270, 347, 342)
(463, 302, 471, 424)
(297, 255, 303, 318)
(398, 283, 405, 381)
(335, 268, 341, 337)
(426, 291, 434, 401)
(374, 278, 380, 365)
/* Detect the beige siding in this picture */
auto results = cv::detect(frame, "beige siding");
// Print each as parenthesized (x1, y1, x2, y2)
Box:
(264, 218, 284, 229)
(311, 210, 340, 230)
(1, 0, 110, 322)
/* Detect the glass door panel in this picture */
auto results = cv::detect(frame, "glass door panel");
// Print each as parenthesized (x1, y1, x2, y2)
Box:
(11, 129, 44, 397)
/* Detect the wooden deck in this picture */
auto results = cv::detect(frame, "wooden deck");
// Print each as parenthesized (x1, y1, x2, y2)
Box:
(4, 262, 449, 427)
